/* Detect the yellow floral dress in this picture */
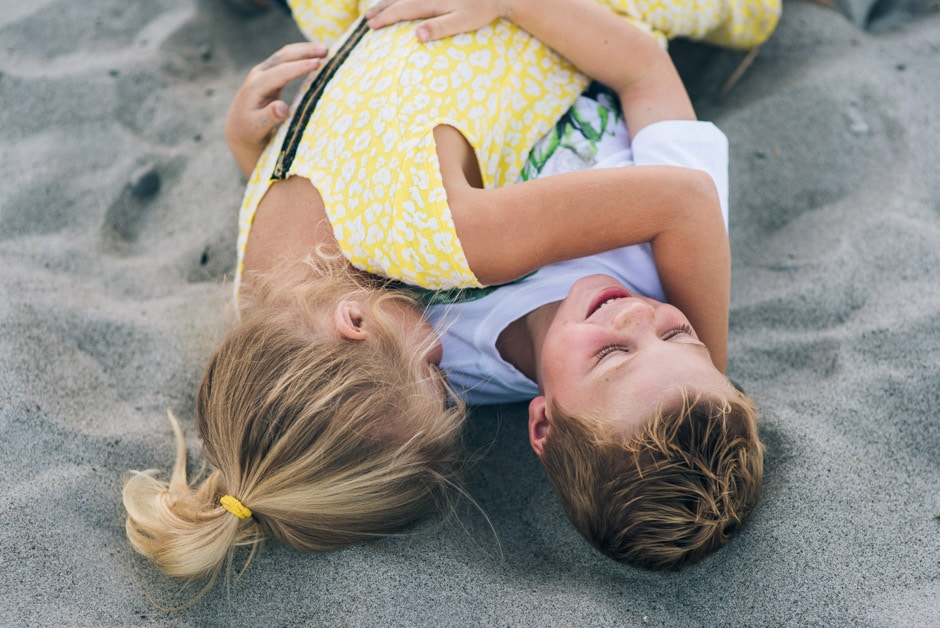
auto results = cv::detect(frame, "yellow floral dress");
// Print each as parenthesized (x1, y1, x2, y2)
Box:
(235, 0, 780, 292)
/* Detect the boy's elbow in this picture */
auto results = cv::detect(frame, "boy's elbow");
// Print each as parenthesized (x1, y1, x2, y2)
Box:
(686, 167, 719, 199)
(683, 169, 723, 222)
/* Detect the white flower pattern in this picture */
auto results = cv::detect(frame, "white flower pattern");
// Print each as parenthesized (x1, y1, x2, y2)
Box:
(234, 0, 780, 296)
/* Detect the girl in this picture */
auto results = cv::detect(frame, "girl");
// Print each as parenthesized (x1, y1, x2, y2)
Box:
(123, 0, 779, 590)
(232, 0, 779, 365)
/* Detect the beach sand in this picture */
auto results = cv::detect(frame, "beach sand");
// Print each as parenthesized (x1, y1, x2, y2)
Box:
(1, 1, 937, 624)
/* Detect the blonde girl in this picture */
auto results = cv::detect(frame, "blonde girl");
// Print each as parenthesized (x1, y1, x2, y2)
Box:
(123, 253, 463, 587)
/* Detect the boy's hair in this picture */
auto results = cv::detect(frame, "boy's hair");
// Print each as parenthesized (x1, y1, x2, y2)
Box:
(123, 254, 465, 591)
(540, 390, 763, 569)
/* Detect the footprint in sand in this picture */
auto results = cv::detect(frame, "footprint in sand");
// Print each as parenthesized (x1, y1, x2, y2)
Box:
(101, 161, 163, 247)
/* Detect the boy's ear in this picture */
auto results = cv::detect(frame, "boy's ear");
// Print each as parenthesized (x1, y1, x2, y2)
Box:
(528, 395, 551, 458)
(334, 301, 368, 341)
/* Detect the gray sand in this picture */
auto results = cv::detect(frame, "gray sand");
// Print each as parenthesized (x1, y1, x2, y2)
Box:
(1, 1, 937, 625)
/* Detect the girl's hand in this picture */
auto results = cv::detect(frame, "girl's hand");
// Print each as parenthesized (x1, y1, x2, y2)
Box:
(225, 42, 327, 176)
(365, 0, 512, 42)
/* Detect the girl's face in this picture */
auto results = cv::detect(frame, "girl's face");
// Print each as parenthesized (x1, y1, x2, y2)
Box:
(334, 293, 451, 439)
(333, 294, 443, 366)
(535, 274, 731, 434)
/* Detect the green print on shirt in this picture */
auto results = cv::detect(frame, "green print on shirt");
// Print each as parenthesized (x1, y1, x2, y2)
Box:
(521, 83, 620, 183)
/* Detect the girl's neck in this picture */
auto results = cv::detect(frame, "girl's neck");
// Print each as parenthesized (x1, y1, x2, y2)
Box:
(495, 301, 560, 383)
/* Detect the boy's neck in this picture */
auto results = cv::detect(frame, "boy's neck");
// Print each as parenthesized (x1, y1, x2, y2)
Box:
(495, 300, 560, 384)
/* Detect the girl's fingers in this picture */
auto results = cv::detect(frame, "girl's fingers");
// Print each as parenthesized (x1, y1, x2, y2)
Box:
(244, 100, 290, 142)
(259, 100, 290, 131)
(258, 57, 321, 93)
(270, 100, 290, 121)
(258, 42, 328, 71)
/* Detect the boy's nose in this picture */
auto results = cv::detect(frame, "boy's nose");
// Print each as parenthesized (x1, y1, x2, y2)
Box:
(610, 299, 655, 331)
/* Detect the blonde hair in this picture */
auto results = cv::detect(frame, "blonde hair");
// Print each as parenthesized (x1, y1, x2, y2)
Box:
(540, 389, 763, 569)
(123, 255, 465, 590)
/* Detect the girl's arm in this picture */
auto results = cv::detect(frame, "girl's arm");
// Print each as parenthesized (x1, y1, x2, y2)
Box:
(225, 43, 328, 177)
(369, 0, 725, 365)
(450, 164, 730, 370)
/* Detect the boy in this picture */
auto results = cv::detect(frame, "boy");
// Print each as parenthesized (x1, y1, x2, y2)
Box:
(226, 0, 772, 568)
(425, 91, 764, 567)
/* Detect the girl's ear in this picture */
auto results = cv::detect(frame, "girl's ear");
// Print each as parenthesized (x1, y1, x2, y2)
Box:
(528, 395, 551, 458)
(334, 300, 369, 341)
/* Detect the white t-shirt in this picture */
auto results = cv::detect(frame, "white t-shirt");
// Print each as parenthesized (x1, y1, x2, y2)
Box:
(426, 118, 729, 405)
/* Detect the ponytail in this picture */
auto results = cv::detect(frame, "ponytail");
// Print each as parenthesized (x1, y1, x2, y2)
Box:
(122, 411, 262, 583)
(123, 255, 466, 596)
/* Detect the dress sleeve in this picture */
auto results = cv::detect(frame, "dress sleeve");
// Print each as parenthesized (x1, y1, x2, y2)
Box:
(287, 0, 362, 45)
(598, 0, 782, 50)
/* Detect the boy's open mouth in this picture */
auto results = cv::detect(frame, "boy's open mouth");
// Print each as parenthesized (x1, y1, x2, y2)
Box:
(586, 287, 633, 319)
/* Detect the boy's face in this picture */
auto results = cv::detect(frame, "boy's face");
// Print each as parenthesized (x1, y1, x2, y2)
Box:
(531, 275, 731, 438)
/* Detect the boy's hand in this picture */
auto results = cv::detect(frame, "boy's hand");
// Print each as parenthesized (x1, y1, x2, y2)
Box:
(365, 0, 511, 42)
(225, 42, 327, 177)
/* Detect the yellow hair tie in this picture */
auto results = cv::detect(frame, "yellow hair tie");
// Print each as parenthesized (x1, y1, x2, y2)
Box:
(220, 495, 252, 519)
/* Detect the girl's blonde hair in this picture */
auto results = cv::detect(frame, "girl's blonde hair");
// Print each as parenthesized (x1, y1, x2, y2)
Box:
(123, 254, 465, 590)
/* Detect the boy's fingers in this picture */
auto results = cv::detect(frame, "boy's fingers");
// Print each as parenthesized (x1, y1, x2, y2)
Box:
(417, 7, 498, 42)
(365, 0, 405, 20)
(367, 0, 443, 29)
(367, 0, 495, 41)
(415, 14, 467, 42)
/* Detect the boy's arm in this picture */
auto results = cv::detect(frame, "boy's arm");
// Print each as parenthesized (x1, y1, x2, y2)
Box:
(452, 164, 729, 370)
(366, 0, 695, 136)
(508, 0, 696, 135)
(225, 43, 328, 177)
(367, 0, 725, 364)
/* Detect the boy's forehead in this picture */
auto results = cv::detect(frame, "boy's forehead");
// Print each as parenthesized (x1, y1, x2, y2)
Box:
(550, 372, 732, 437)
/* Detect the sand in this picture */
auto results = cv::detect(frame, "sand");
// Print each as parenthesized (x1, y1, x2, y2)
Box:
(1, 0, 937, 625)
